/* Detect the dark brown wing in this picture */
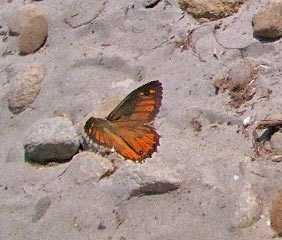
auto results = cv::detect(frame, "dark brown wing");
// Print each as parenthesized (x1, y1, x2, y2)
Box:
(107, 81, 162, 123)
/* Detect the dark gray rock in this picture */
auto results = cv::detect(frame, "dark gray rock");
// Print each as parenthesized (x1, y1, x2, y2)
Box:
(24, 117, 79, 164)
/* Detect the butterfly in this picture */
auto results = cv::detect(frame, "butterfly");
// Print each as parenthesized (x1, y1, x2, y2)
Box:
(82, 80, 163, 162)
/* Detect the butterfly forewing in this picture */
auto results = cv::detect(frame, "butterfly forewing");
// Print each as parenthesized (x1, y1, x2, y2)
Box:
(107, 81, 162, 123)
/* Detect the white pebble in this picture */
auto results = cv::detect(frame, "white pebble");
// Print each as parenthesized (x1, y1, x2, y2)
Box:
(243, 117, 251, 127)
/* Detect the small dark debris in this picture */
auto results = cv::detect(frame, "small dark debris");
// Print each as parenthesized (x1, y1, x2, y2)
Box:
(0, 30, 7, 36)
(98, 222, 106, 230)
(256, 127, 279, 142)
(253, 118, 282, 158)
(191, 117, 202, 132)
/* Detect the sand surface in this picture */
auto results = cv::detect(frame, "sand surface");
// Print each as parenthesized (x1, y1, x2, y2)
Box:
(1, 0, 282, 239)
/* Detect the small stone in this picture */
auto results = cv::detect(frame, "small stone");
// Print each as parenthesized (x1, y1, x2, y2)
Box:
(179, 0, 243, 21)
(233, 184, 263, 228)
(7, 4, 47, 36)
(18, 15, 48, 54)
(269, 131, 282, 154)
(8, 64, 45, 114)
(66, 152, 114, 184)
(243, 117, 251, 127)
(270, 190, 282, 236)
(24, 117, 80, 164)
(252, 1, 282, 38)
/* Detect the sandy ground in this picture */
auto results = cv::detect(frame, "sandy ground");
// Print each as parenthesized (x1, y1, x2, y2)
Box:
(1, 0, 282, 239)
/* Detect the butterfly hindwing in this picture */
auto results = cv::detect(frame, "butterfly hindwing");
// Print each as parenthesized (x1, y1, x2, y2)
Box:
(84, 117, 141, 159)
(107, 81, 162, 123)
(111, 122, 160, 161)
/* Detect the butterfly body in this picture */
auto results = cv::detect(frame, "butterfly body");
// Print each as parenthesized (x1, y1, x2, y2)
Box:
(82, 81, 162, 162)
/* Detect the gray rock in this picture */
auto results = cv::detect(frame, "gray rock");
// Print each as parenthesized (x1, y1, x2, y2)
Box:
(110, 162, 182, 199)
(252, 1, 282, 38)
(8, 64, 45, 114)
(67, 152, 114, 184)
(24, 117, 79, 164)
(233, 184, 263, 229)
(179, 0, 243, 21)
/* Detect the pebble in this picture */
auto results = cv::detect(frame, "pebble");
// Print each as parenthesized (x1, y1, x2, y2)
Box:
(7, 4, 47, 36)
(18, 15, 48, 54)
(179, 0, 243, 21)
(233, 184, 263, 228)
(270, 190, 282, 236)
(8, 64, 45, 114)
(252, 1, 282, 38)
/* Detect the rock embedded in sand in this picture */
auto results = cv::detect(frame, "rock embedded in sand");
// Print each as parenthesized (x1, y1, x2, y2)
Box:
(18, 15, 48, 54)
(67, 152, 114, 184)
(233, 184, 263, 228)
(252, 1, 282, 38)
(143, 0, 162, 8)
(24, 117, 80, 164)
(110, 162, 182, 199)
(8, 64, 45, 114)
(7, 4, 47, 36)
(270, 190, 282, 236)
(179, 0, 243, 21)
